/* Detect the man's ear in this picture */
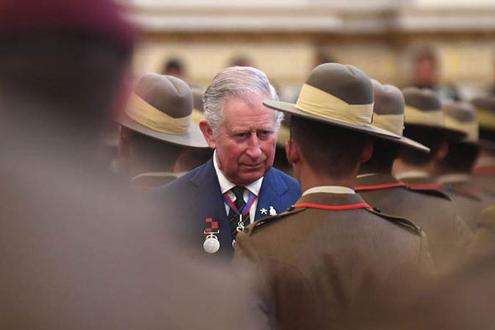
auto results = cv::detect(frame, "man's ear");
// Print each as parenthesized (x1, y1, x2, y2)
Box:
(286, 139, 301, 165)
(199, 119, 216, 149)
(360, 142, 374, 164)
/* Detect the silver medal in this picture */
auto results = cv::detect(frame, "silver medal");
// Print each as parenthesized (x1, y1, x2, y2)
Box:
(203, 233, 220, 254)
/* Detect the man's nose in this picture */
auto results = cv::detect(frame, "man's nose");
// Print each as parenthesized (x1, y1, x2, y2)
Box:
(245, 133, 262, 159)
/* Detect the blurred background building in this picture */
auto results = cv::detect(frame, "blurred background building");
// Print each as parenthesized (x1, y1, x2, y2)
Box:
(124, 0, 495, 101)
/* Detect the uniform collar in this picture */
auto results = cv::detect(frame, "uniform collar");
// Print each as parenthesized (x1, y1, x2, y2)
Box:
(213, 150, 263, 196)
(438, 173, 471, 184)
(302, 185, 355, 196)
(297, 188, 367, 208)
(355, 173, 405, 191)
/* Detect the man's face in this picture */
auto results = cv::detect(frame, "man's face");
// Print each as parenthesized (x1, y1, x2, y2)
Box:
(203, 94, 278, 186)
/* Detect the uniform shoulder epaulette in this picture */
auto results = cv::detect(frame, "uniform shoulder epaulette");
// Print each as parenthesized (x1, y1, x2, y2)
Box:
(405, 185, 452, 201)
(247, 206, 305, 235)
(365, 207, 424, 237)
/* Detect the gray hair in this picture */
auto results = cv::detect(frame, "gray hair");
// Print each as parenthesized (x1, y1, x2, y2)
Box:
(203, 66, 283, 135)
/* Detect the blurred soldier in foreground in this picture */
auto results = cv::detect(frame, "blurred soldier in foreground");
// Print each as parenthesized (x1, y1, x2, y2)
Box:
(0, 1, 264, 329)
(357, 84, 471, 272)
(117, 73, 211, 190)
(234, 63, 432, 330)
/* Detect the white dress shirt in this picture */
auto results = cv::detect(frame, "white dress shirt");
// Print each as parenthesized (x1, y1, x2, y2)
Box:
(213, 151, 263, 223)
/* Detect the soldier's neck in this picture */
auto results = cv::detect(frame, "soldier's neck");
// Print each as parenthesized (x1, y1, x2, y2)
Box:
(392, 158, 437, 178)
(298, 166, 356, 192)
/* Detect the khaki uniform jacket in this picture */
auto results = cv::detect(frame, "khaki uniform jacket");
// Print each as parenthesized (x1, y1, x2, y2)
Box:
(356, 173, 472, 272)
(439, 174, 490, 230)
(234, 191, 432, 330)
(471, 165, 495, 204)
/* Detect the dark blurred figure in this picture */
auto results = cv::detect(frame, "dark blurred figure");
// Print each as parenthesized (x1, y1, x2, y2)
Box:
(0, 1, 264, 329)
(437, 102, 490, 230)
(471, 96, 495, 199)
(409, 45, 461, 102)
(313, 47, 338, 66)
(228, 55, 253, 67)
(161, 57, 185, 78)
(116, 73, 211, 190)
(392, 88, 472, 271)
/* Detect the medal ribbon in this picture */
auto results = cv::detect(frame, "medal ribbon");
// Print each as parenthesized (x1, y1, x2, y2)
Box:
(223, 191, 257, 217)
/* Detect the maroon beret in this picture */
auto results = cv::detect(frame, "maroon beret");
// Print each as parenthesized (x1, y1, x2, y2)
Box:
(0, 0, 135, 50)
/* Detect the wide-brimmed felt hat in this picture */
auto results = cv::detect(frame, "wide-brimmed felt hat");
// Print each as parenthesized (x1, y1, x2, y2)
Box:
(263, 63, 401, 141)
(191, 87, 205, 124)
(371, 80, 430, 153)
(117, 73, 208, 148)
(402, 87, 465, 139)
(442, 102, 478, 145)
(471, 95, 495, 149)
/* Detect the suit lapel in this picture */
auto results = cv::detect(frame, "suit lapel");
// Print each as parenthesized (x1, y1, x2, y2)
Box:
(255, 169, 289, 220)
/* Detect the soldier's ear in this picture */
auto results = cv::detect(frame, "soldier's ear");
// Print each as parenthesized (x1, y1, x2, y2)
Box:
(286, 139, 301, 165)
(199, 119, 216, 149)
(435, 140, 449, 161)
(360, 142, 374, 164)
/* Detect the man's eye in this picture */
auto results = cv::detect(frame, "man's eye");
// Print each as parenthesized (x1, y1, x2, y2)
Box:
(257, 130, 273, 140)
(234, 132, 250, 139)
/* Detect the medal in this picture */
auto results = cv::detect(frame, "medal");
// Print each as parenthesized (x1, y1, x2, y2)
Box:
(203, 232, 220, 254)
(203, 217, 220, 254)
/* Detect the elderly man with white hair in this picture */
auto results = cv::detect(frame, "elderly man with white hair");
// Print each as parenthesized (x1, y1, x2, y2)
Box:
(156, 66, 301, 258)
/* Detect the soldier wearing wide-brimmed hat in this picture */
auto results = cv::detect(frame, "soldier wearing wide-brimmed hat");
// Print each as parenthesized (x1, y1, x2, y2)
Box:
(470, 96, 495, 198)
(434, 101, 494, 229)
(116, 73, 211, 189)
(234, 63, 433, 330)
(355, 82, 472, 271)
(393, 87, 466, 183)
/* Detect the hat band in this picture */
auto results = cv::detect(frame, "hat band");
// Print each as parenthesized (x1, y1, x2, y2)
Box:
(477, 109, 495, 130)
(295, 84, 373, 126)
(405, 105, 444, 127)
(445, 116, 478, 142)
(372, 113, 404, 136)
(125, 94, 191, 135)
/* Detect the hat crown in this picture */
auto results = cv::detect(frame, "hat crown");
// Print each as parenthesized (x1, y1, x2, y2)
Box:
(402, 87, 441, 111)
(306, 63, 373, 105)
(471, 96, 495, 113)
(372, 81, 405, 116)
(443, 102, 476, 123)
(134, 74, 193, 119)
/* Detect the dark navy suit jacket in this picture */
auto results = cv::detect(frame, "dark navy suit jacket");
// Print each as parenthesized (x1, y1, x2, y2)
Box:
(155, 158, 301, 258)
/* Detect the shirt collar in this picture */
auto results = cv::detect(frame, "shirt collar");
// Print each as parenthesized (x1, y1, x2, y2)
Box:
(213, 150, 264, 196)
(395, 170, 430, 181)
(302, 185, 355, 196)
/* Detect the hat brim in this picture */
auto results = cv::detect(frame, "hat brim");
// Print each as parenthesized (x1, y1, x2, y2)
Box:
(116, 111, 209, 148)
(393, 136, 431, 153)
(405, 123, 466, 140)
(264, 100, 401, 142)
